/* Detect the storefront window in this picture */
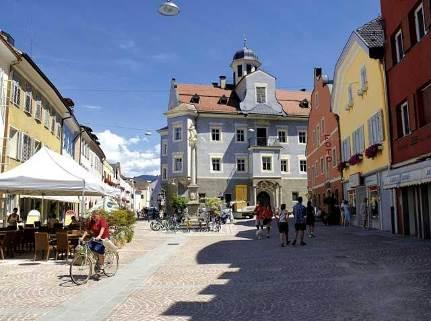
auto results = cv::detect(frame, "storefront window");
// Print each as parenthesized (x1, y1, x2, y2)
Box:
(348, 190, 357, 215)
(368, 186, 379, 217)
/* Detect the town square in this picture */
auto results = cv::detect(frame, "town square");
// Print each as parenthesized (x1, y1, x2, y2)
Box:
(0, 1, 431, 320)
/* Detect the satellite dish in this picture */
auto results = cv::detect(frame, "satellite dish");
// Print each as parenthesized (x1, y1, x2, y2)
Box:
(158, 0, 180, 16)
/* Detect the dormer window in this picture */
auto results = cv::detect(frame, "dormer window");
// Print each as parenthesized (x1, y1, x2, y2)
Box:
(190, 94, 200, 104)
(218, 95, 228, 105)
(256, 86, 267, 104)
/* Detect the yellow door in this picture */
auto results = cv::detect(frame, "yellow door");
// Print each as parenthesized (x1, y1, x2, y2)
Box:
(235, 185, 248, 202)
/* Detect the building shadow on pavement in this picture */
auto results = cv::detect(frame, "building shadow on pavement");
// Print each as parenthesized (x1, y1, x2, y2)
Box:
(161, 220, 431, 321)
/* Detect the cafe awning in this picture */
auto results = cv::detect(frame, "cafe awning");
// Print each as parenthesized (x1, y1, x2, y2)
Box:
(0, 147, 106, 196)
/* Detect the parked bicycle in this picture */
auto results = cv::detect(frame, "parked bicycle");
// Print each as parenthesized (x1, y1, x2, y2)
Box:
(69, 239, 119, 285)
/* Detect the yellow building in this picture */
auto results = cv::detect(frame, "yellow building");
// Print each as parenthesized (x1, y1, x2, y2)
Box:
(332, 18, 392, 231)
(0, 35, 74, 222)
(3, 51, 70, 171)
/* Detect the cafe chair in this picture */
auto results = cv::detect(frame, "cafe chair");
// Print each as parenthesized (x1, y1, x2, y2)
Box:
(34, 232, 55, 261)
(55, 232, 74, 262)
(0, 231, 17, 258)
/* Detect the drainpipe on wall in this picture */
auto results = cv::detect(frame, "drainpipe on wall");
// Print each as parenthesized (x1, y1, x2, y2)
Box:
(380, 61, 393, 232)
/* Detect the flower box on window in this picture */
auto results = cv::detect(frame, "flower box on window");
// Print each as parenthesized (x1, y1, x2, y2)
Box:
(365, 143, 383, 159)
(337, 161, 348, 172)
(349, 153, 363, 166)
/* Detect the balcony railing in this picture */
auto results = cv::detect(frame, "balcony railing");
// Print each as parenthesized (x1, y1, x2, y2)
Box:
(249, 137, 281, 148)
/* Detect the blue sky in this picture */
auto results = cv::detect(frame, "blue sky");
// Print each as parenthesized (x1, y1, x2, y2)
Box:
(0, 0, 381, 176)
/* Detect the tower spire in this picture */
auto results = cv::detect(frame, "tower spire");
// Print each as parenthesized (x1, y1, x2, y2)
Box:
(243, 37, 247, 48)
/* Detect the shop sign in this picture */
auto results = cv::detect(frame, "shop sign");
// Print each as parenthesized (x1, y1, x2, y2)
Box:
(383, 174, 400, 189)
(350, 173, 361, 187)
(324, 134, 332, 163)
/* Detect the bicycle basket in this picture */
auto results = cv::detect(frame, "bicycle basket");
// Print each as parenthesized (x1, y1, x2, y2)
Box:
(88, 240, 105, 254)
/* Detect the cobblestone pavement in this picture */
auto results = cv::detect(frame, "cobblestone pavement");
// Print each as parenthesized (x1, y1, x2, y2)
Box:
(102, 220, 431, 321)
(2, 220, 431, 321)
(0, 222, 170, 321)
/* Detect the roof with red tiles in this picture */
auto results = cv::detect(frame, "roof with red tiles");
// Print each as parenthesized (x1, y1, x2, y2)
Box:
(176, 83, 310, 116)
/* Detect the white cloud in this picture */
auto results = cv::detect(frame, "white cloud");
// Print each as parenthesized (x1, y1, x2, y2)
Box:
(81, 104, 102, 110)
(119, 40, 136, 50)
(97, 130, 160, 177)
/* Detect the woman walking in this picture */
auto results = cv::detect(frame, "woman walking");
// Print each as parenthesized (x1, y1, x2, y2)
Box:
(306, 201, 315, 238)
(263, 204, 273, 238)
(275, 204, 289, 247)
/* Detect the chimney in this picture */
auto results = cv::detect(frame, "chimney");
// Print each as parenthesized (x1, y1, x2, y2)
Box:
(219, 75, 226, 89)
(0, 30, 15, 46)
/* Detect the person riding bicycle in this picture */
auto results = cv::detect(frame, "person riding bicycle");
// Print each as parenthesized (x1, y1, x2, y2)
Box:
(80, 210, 117, 270)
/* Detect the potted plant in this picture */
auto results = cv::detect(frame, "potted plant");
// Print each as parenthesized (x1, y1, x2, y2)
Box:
(337, 161, 348, 172)
(365, 143, 383, 159)
(349, 153, 363, 166)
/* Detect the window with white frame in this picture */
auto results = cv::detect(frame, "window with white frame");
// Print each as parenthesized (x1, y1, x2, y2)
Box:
(21, 134, 32, 162)
(236, 128, 245, 142)
(394, 29, 404, 64)
(33, 140, 41, 154)
(256, 86, 266, 104)
(162, 141, 168, 156)
(299, 159, 307, 173)
(360, 66, 368, 91)
(400, 101, 411, 136)
(173, 126, 182, 141)
(211, 127, 221, 142)
(352, 126, 365, 154)
(342, 137, 351, 162)
(8, 127, 20, 160)
(262, 156, 272, 171)
(281, 159, 289, 173)
(278, 129, 287, 143)
(173, 155, 183, 173)
(50, 111, 56, 133)
(34, 100, 42, 121)
(12, 80, 20, 106)
(44, 104, 50, 128)
(414, 3, 426, 42)
(368, 110, 384, 145)
(298, 129, 307, 144)
(56, 118, 61, 139)
(24, 90, 32, 114)
(162, 166, 167, 180)
(211, 157, 222, 172)
(236, 157, 246, 172)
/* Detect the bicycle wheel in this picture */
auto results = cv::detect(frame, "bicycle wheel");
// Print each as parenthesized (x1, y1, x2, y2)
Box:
(150, 221, 161, 231)
(103, 252, 119, 277)
(70, 254, 92, 285)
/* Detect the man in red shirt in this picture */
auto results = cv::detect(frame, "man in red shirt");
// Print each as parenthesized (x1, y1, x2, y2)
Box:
(80, 211, 117, 269)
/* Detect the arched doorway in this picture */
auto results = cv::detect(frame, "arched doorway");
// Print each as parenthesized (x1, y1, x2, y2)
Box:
(257, 191, 271, 207)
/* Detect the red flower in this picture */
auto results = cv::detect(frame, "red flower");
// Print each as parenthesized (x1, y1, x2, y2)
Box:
(365, 144, 382, 159)
(337, 161, 347, 172)
(349, 153, 363, 166)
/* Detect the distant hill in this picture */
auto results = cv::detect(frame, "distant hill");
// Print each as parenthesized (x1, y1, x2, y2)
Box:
(134, 174, 158, 182)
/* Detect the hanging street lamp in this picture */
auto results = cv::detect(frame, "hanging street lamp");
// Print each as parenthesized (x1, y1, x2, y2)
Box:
(158, 0, 180, 16)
